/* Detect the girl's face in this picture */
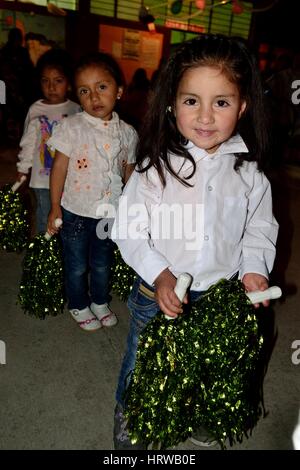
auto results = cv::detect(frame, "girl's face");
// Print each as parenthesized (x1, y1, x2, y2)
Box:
(174, 65, 246, 154)
(76, 65, 123, 120)
(41, 66, 69, 105)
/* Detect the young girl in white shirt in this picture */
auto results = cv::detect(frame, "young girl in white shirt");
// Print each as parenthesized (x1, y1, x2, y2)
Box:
(47, 53, 138, 332)
(16, 49, 80, 233)
(111, 34, 279, 449)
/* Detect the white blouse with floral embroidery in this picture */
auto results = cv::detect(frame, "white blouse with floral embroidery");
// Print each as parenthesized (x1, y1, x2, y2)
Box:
(47, 111, 138, 219)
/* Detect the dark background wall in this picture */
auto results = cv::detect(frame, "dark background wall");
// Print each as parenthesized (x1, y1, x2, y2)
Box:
(251, 0, 300, 50)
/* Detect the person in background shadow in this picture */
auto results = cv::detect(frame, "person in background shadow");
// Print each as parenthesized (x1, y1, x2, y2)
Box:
(119, 68, 150, 132)
(0, 28, 35, 142)
(25, 32, 52, 67)
(266, 52, 300, 167)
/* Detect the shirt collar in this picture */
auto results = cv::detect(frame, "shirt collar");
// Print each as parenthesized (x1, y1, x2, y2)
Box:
(82, 110, 119, 127)
(185, 133, 249, 161)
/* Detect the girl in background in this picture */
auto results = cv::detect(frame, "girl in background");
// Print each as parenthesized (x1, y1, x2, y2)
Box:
(16, 48, 80, 233)
(47, 53, 138, 332)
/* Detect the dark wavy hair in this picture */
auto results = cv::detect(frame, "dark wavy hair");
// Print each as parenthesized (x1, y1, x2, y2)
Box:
(137, 34, 270, 187)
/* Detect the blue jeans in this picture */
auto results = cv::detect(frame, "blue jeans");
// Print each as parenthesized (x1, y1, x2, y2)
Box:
(60, 208, 114, 311)
(116, 276, 205, 407)
(33, 188, 51, 234)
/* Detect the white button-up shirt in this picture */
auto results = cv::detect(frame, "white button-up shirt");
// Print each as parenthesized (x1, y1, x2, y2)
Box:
(112, 134, 278, 291)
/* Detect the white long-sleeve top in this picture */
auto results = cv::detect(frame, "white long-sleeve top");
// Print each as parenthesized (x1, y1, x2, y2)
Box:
(17, 99, 81, 189)
(47, 111, 138, 218)
(111, 134, 278, 291)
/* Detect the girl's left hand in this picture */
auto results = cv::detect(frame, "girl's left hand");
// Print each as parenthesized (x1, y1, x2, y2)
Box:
(242, 273, 269, 308)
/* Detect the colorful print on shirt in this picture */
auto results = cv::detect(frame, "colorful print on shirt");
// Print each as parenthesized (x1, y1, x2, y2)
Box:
(38, 115, 60, 176)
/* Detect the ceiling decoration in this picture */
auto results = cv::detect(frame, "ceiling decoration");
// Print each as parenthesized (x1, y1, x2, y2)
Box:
(144, 0, 279, 22)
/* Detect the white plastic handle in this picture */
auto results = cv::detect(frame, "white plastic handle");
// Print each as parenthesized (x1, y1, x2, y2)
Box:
(11, 175, 26, 193)
(44, 218, 63, 241)
(164, 273, 193, 320)
(293, 410, 300, 450)
(246, 286, 282, 304)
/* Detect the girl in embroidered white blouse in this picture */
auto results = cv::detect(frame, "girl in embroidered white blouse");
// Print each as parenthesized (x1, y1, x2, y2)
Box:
(111, 34, 278, 449)
(47, 53, 138, 332)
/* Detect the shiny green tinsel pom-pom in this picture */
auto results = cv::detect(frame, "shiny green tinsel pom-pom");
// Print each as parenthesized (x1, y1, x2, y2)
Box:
(19, 234, 65, 319)
(111, 249, 136, 302)
(0, 185, 29, 252)
(125, 279, 264, 449)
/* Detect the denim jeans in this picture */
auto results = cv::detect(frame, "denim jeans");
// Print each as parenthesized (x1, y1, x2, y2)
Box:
(116, 276, 205, 407)
(33, 188, 51, 234)
(60, 208, 114, 311)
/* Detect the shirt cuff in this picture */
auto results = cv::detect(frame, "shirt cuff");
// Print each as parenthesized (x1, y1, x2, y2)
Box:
(131, 248, 170, 286)
(16, 161, 30, 174)
(239, 261, 269, 281)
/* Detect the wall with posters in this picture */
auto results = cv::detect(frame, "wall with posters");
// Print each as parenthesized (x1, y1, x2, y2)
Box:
(99, 24, 164, 85)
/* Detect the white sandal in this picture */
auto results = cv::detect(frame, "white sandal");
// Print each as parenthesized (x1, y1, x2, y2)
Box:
(69, 307, 102, 331)
(90, 303, 118, 327)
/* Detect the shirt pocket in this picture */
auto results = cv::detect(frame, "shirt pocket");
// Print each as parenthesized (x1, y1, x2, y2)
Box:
(222, 196, 248, 245)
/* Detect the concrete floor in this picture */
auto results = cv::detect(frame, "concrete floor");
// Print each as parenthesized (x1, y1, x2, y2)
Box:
(0, 144, 300, 450)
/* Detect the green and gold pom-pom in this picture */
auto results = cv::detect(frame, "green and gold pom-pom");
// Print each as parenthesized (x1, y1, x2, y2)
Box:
(18, 234, 65, 319)
(125, 279, 264, 449)
(0, 185, 29, 252)
(111, 249, 136, 302)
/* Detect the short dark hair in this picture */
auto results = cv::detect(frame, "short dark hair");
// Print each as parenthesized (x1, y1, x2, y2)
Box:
(25, 32, 48, 45)
(74, 52, 124, 87)
(8, 27, 23, 44)
(36, 48, 74, 83)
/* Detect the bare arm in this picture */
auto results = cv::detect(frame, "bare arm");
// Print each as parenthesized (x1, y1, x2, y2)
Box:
(47, 150, 69, 234)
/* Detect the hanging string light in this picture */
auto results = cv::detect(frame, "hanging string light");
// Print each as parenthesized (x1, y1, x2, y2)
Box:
(232, 0, 244, 14)
(171, 1, 183, 14)
(138, 5, 156, 31)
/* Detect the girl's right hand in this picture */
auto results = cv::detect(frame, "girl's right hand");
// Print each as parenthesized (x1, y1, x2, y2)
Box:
(154, 268, 188, 318)
(47, 207, 62, 235)
(16, 171, 27, 182)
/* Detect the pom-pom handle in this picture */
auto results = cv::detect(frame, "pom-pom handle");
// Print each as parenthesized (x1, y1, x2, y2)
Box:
(11, 175, 26, 193)
(293, 410, 300, 450)
(174, 273, 193, 302)
(44, 218, 63, 241)
(246, 286, 282, 304)
(165, 272, 193, 320)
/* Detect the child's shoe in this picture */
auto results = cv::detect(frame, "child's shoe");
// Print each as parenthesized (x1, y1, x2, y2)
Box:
(69, 306, 101, 331)
(90, 302, 118, 327)
(189, 426, 218, 447)
(113, 403, 146, 450)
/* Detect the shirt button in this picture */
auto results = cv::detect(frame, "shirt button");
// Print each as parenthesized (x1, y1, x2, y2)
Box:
(204, 235, 209, 241)
(208, 185, 213, 191)
(195, 282, 200, 287)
